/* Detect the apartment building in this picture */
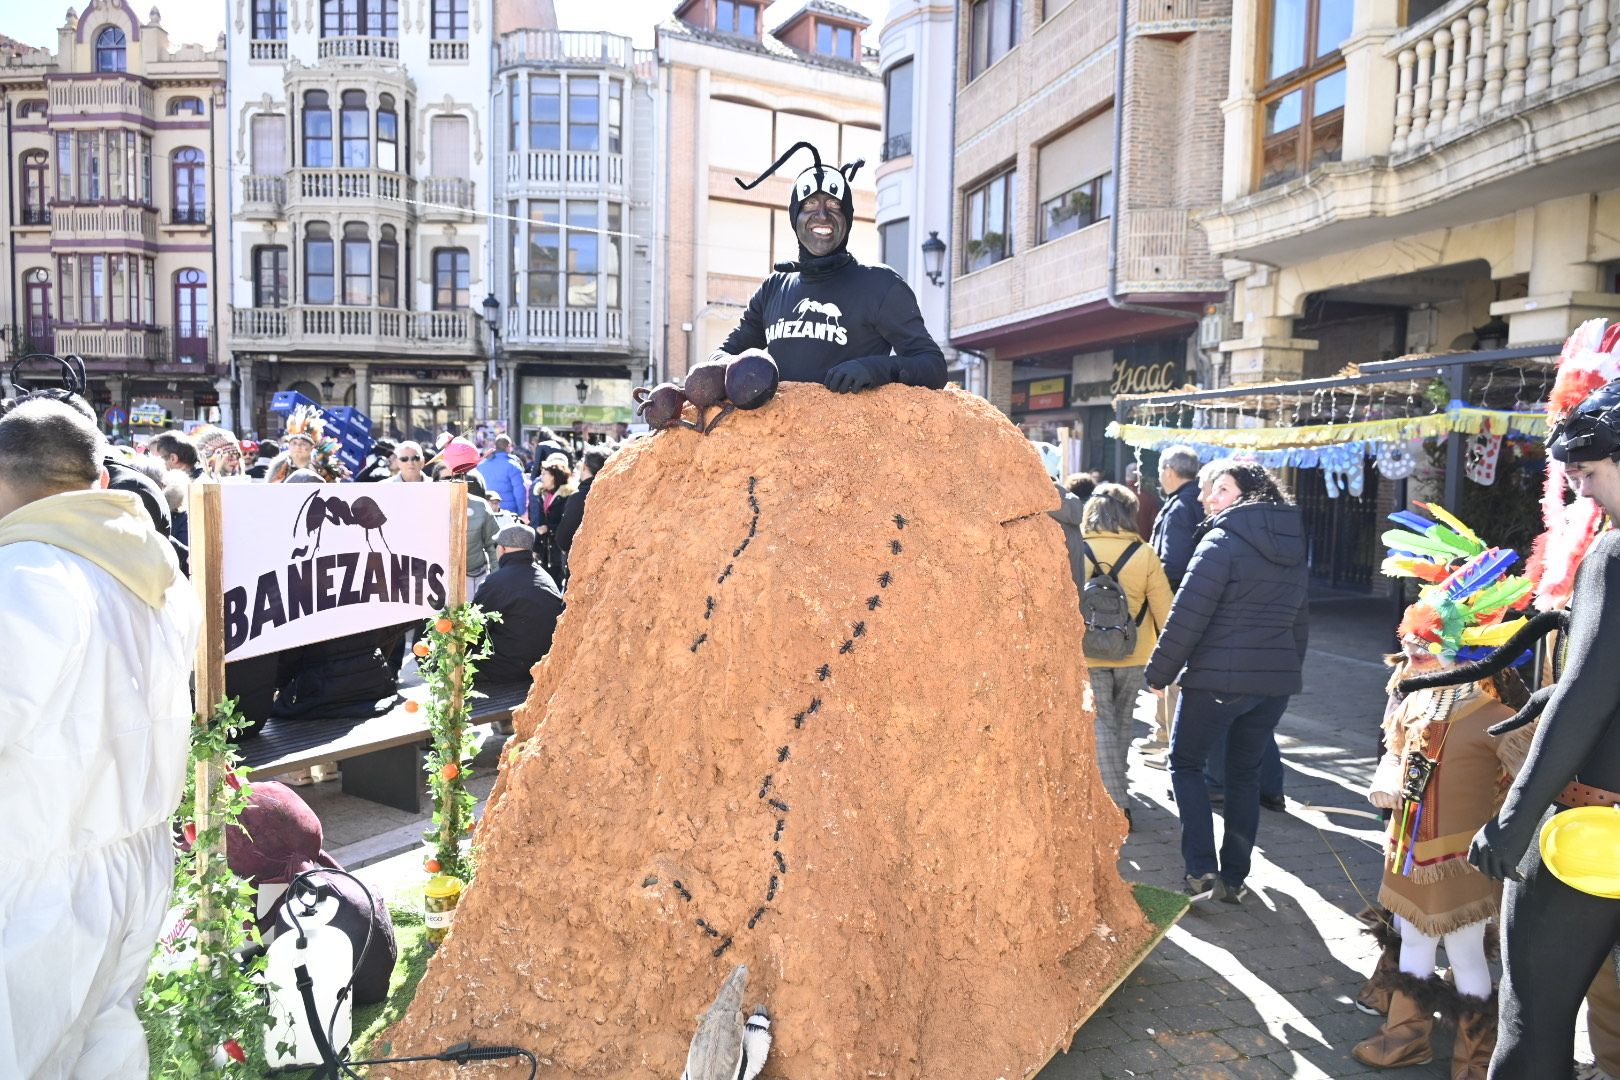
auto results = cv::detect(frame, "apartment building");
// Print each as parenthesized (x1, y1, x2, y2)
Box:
(1199, 0, 1620, 384)
(873, 0, 960, 385)
(658, 0, 883, 380)
(0, 0, 227, 429)
(948, 0, 1230, 469)
(491, 27, 658, 444)
(224, 0, 494, 441)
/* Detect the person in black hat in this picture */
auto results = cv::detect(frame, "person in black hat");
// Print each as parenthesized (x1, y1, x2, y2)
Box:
(712, 143, 946, 393)
(472, 522, 565, 689)
(1463, 376, 1620, 1076)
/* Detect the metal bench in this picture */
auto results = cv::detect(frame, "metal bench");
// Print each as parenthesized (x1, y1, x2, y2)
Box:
(237, 681, 533, 812)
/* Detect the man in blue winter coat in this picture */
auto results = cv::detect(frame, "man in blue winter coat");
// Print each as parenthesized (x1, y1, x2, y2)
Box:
(480, 435, 529, 523)
(713, 143, 946, 394)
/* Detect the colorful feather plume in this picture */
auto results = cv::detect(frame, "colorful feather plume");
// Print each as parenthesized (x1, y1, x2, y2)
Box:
(1385, 501, 1532, 659)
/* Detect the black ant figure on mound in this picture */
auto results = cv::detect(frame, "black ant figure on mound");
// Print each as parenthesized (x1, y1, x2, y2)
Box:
(292, 489, 391, 558)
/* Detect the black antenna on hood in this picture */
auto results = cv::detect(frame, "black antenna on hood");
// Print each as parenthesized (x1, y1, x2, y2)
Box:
(735, 140, 824, 190)
(8, 352, 89, 399)
(839, 158, 866, 184)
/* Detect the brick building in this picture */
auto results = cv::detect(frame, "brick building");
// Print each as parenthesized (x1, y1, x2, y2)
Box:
(947, 0, 1230, 473)
(657, 0, 882, 380)
(0, 0, 227, 433)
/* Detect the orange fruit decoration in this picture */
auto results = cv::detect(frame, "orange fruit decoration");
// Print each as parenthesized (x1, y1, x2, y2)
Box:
(441, 762, 460, 780)
(413, 641, 431, 657)
(425, 858, 441, 873)
(404, 699, 420, 713)
(436, 618, 454, 633)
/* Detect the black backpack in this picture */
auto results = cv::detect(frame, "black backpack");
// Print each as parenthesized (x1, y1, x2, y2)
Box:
(1081, 541, 1149, 661)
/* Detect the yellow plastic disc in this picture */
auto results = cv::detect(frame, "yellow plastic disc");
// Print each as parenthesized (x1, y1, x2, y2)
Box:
(1540, 805, 1620, 899)
(424, 872, 465, 900)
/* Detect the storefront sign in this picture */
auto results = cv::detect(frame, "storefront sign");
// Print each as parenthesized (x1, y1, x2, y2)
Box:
(522, 404, 633, 425)
(130, 402, 169, 427)
(219, 483, 455, 662)
(1013, 376, 1070, 413)
(1112, 358, 1183, 396)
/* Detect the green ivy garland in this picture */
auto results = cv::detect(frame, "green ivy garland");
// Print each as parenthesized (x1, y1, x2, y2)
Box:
(414, 604, 497, 883)
(139, 696, 269, 1075)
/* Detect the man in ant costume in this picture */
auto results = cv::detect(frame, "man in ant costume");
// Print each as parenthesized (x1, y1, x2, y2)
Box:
(713, 143, 947, 393)
(1404, 378, 1620, 1077)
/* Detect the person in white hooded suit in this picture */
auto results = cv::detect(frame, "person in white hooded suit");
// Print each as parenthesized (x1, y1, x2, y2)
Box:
(0, 398, 200, 1078)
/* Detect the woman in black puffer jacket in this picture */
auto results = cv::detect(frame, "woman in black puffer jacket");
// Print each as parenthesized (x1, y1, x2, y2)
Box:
(1145, 462, 1308, 904)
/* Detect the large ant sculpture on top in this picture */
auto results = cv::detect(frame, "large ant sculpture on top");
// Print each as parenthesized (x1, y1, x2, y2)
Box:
(292, 489, 391, 559)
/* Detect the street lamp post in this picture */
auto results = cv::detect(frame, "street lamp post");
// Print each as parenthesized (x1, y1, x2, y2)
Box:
(575, 378, 590, 405)
(480, 293, 501, 428)
(921, 231, 947, 287)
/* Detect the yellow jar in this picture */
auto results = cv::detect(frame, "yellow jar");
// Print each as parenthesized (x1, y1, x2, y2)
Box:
(423, 873, 465, 946)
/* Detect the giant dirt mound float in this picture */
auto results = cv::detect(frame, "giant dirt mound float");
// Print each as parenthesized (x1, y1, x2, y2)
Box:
(380, 384, 1152, 1078)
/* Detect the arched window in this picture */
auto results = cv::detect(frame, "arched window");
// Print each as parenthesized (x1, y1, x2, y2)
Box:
(172, 147, 206, 223)
(253, 0, 288, 39)
(167, 96, 205, 116)
(16, 99, 46, 119)
(342, 223, 371, 305)
(95, 27, 127, 72)
(24, 268, 52, 350)
(21, 151, 48, 224)
(378, 224, 399, 307)
(175, 268, 209, 363)
(377, 93, 398, 171)
(303, 90, 332, 167)
(305, 223, 334, 304)
(340, 90, 369, 168)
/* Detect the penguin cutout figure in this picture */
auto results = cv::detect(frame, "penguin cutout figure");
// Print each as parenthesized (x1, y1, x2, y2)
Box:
(680, 964, 772, 1080)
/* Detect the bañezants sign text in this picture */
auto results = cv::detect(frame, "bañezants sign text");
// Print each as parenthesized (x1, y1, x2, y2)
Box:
(219, 483, 454, 661)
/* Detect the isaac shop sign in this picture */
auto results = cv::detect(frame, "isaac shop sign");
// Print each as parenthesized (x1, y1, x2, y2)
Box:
(219, 483, 454, 662)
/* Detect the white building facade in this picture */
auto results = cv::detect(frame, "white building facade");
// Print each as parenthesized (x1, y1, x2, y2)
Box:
(224, 0, 495, 441)
(873, 0, 961, 384)
(490, 29, 658, 445)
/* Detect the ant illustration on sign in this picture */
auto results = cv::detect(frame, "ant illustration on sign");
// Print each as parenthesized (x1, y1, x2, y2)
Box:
(793, 298, 843, 329)
(292, 490, 392, 559)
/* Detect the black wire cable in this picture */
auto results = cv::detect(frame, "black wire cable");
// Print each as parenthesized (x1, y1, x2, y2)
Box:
(278, 868, 538, 1079)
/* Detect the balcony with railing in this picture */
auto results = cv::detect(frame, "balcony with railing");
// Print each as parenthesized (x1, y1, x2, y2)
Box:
(250, 39, 289, 60)
(504, 150, 626, 191)
(230, 305, 482, 355)
(419, 177, 475, 220)
(316, 36, 399, 60)
(429, 39, 469, 61)
(1200, 0, 1620, 263)
(47, 75, 154, 116)
(503, 306, 628, 349)
(290, 169, 414, 205)
(52, 326, 165, 363)
(19, 207, 51, 227)
(497, 29, 655, 75)
(49, 203, 158, 245)
(881, 132, 912, 161)
(240, 174, 285, 217)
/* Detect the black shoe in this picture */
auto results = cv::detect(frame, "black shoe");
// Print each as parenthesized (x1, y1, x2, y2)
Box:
(1261, 794, 1287, 813)
(1220, 881, 1249, 905)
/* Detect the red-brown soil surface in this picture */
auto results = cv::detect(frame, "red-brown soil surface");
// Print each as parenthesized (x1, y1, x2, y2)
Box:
(379, 384, 1150, 1078)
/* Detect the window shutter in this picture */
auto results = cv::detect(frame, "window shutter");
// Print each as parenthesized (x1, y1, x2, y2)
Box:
(251, 115, 286, 173)
(431, 116, 471, 180)
(1038, 108, 1112, 205)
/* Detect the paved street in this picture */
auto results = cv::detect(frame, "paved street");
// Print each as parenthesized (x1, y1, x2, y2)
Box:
(1038, 597, 1591, 1079)
(307, 596, 1591, 1076)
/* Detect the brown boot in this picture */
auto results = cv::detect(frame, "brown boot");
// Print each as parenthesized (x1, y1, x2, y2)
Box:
(1355, 911, 1402, 1016)
(1352, 974, 1442, 1069)
(1448, 991, 1497, 1080)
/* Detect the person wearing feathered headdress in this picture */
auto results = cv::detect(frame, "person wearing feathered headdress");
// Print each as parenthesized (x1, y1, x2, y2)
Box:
(1352, 503, 1535, 1077)
(269, 405, 348, 483)
(708, 143, 947, 394)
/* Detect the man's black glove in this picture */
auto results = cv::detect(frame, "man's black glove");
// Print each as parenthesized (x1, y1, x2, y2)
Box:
(824, 358, 886, 394)
(1468, 817, 1527, 881)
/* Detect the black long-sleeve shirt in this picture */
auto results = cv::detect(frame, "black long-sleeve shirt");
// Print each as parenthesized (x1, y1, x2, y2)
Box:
(716, 260, 947, 389)
(1493, 531, 1620, 854)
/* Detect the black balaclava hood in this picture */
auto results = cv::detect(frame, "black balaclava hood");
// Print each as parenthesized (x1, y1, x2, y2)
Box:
(735, 141, 865, 276)
(1550, 378, 1620, 463)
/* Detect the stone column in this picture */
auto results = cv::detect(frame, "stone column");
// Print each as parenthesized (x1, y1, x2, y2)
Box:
(986, 352, 1014, 418)
(237, 357, 256, 436)
(214, 375, 235, 431)
(468, 364, 488, 422)
(1493, 194, 1620, 342)
(353, 362, 371, 420)
(1219, 317, 1320, 383)
(1341, 0, 1402, 159)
